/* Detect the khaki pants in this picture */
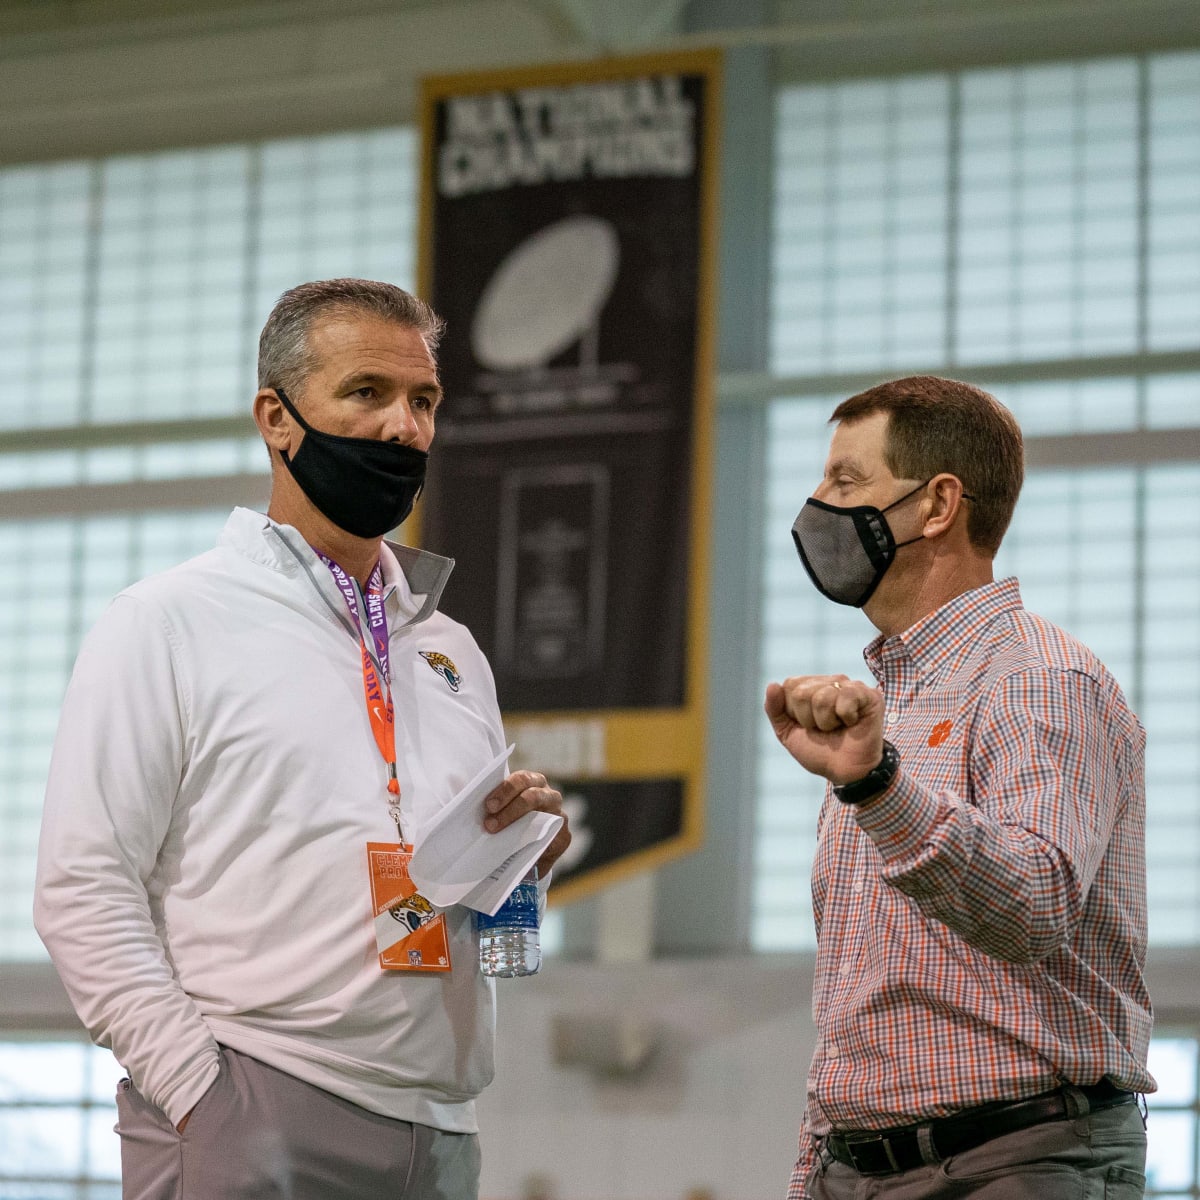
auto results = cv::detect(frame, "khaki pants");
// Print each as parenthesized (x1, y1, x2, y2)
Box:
(115, 1046, 481, 1200)
(809, 1100, 1146, 1200)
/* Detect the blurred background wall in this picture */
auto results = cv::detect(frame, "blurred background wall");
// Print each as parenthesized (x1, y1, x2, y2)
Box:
(2, 1, 1200, 1196)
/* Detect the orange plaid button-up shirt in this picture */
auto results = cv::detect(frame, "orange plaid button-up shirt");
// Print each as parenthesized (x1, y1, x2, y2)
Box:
(788, 578, 1154, 1198)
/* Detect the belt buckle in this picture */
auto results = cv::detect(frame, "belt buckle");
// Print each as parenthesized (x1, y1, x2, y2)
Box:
(843, 1131, 902, 1175)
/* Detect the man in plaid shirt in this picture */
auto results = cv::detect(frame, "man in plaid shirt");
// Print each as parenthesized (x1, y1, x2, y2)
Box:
(766, 376, 1153, 1199)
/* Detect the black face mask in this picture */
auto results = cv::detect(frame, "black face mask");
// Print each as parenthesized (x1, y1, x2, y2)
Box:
(791, 481, 929, 608)
(275, 389, 428, 539)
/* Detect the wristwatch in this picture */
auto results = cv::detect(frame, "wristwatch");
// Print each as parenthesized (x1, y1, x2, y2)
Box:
(833, 739, 900, 805)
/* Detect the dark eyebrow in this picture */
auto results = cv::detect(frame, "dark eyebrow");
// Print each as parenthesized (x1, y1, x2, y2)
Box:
(337, 371, 390, 391)
(337, 371, 445, 405)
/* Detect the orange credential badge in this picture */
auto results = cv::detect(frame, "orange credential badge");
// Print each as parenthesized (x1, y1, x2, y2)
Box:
(366, 842, 452, 973)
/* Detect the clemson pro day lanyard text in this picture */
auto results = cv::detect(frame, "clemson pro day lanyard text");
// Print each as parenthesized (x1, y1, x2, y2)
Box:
(317, 554, 402, 838)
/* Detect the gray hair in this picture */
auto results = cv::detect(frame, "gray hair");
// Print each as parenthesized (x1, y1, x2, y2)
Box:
(257, 278, 446, 395)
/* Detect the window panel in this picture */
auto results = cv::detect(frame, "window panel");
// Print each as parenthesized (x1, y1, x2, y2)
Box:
(86, 1108, 124, 1181)
(1, 129, 416, 435)
(0, 1109, 94, 1176)
(952, 60, 1141, 365)
(0, 1040, 124, 1191)
(771, 76, 952, 376)
(1147, 374, 1200, 428)
(1148, 55, 1200, 354)
(1149, 1112, 1198, 1191)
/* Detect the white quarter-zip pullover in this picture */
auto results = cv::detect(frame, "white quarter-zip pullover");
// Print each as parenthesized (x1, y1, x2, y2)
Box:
(35, 508, 504, 1131)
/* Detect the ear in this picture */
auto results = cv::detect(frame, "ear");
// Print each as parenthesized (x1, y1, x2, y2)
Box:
(252, 388, 295, 457)
(920, 473, 967, 539)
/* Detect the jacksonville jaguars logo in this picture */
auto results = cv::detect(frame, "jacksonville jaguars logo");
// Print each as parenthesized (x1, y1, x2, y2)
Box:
(419, 650, 462, 693)
(388, 891, 436, 934)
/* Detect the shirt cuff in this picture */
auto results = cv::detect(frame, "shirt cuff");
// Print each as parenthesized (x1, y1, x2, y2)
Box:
(851, 768, 941, 865)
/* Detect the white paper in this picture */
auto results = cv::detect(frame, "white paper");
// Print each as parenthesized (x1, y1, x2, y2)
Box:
(407, 743, 563, 916)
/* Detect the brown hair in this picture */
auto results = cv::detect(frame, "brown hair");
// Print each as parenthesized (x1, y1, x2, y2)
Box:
(257, 278, 445, 396)
(832, 375, 1024, 556)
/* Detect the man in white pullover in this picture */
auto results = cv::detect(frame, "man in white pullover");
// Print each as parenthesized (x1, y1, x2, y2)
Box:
(34, 278, 571, 1200)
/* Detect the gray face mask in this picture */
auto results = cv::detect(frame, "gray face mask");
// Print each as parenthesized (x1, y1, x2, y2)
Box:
(791, 481, 929, 607)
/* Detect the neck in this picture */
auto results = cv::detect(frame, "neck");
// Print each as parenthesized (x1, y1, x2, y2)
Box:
(865, 552, 994, 640)
(305, 528, 383, 588)
(268, 487, 383, 587)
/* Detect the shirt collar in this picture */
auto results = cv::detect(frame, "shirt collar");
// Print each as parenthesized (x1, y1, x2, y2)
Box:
(219, 507, 454, 629)
(378, 538, 454, 627)
(863, 577, 1023, 683)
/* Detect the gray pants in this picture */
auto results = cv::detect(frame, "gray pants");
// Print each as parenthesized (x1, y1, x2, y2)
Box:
(809, 1100, 1146, 1199)
(115, 1046, 480, 1200)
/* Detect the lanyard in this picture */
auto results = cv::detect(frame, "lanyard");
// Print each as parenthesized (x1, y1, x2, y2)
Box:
(318, 554, 403, 838)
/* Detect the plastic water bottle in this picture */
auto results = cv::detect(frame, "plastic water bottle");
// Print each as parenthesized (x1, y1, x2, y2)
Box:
(478, 868, 540, 977)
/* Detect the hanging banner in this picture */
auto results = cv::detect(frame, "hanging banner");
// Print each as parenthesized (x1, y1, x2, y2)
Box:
(418, 49, 721, 903)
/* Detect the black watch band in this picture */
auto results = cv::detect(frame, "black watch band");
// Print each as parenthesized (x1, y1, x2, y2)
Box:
(833, 739, 900, 805)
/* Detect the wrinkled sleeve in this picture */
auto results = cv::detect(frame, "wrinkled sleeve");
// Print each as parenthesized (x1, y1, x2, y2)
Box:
(853, 668, 1128, 964)
(34, 595, 220, 1125)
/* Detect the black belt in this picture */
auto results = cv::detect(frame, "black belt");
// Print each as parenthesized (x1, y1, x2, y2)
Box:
(823, 1079, 1136, 1177)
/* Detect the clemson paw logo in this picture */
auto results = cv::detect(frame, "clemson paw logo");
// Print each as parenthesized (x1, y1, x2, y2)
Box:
(419, 650, 462, 692)
(928, 720, 953, 747)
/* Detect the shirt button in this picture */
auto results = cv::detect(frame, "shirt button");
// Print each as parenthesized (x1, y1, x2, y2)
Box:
(853, 879, 864, 895)
(827, 1042, 840, 1059)
(887, 711, 898, 725)
(839, 961, 852, 976)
